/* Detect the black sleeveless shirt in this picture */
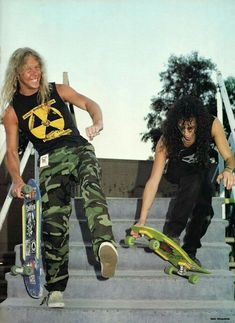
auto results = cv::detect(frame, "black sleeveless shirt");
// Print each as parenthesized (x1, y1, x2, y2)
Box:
(13, 83, 88, 156)
(165, 114, 215, 184)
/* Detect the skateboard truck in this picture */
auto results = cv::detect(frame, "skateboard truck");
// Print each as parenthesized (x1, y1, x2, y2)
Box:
(22, 184, 35, 199)
(178, 264, 187, 275)
(11, 264, 34, 276)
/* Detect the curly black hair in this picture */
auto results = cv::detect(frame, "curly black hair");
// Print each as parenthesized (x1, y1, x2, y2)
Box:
(162, 95, 212, 167)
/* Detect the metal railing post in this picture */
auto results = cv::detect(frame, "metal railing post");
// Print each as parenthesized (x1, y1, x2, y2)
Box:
(216, 71, 235, 218)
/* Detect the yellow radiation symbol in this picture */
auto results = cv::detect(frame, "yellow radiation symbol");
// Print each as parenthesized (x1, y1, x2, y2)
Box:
(23, 100, 72, 141)
(30, 105, 64, 139)
(23, 100, 73, 141)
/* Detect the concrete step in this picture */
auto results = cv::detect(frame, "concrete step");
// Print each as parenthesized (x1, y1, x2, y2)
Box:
(1, 298, 235, 323)
(13, 242, 232, 272)
(2, 195, 233, 323)
(0, 281, 7, 304)
(72, 197, 224, 220)
(69, 218, 228, 244)
(5, 269, 235, 301)
(121, 242, 231, 271)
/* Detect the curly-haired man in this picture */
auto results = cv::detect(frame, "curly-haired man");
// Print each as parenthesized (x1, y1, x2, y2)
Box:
(133, 95, 235, 265)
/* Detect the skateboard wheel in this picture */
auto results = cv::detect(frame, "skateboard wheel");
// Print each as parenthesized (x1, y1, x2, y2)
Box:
(11, 265, 20, 276)
(149, 239, 160, 251)
(188, 274, 199, 284)
(23, 266, 34, 276)
(125, 236, 136, 246)
(22, 185, 32, 194)
(164, 266, 175, 275)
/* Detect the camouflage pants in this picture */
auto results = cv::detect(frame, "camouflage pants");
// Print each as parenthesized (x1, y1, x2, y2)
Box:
(39, 144, 116, 292)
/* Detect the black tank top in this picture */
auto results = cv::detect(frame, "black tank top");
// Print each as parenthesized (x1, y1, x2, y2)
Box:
(165, 115, 215, 183)
(13, 83, 88, 156)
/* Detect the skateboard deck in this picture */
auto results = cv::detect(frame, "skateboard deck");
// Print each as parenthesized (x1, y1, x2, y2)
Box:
(11, 179, 42, 298)
(125, 225, 210, 284)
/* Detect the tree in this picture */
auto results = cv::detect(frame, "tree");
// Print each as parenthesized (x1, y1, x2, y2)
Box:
(141, 51, 217, 151)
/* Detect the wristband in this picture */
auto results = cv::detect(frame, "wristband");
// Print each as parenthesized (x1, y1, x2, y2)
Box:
(224, 166, 235, 174)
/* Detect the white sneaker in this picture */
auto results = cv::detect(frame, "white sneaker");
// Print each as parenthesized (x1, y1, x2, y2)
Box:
(98, 242, 118, 278)
(46, 291, 64, 308)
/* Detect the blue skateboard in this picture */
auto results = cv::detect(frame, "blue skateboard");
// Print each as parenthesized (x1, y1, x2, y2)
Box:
(11, 179, 43, 298)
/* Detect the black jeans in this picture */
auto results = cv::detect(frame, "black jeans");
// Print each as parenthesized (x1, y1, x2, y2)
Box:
(163, 171, 214, 255)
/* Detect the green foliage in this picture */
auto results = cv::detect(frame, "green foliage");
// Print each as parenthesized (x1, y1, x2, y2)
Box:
(141, 51, 217, 151)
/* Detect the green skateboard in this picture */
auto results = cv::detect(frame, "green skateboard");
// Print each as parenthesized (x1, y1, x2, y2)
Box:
(125, 225, 211, 284)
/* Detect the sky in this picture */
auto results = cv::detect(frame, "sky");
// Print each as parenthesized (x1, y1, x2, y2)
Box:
(0, 0, 235, 160)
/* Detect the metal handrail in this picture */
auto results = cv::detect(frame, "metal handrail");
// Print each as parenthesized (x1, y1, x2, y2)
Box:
(0, 124, 6, 165)
(216, 71, 235, 143)
(216, 71, 235, 218)
(0, 142, 33, 231)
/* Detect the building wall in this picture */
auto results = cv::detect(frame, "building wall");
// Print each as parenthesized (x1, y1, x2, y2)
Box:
(99, 158, 176, 198)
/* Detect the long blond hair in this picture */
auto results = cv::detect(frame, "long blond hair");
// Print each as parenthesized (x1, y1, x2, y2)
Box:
(0, 47, 50, 122)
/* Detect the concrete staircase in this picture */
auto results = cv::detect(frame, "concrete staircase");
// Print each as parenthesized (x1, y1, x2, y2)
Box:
(0, 253, 15, 304)
(0, 197, 235, 323)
